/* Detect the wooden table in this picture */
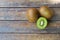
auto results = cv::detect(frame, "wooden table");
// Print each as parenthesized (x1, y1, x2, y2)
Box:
(0, 0, 60, 40)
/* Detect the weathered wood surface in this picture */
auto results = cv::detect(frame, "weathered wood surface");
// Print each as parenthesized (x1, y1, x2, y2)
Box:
(0, 8, 59, 20)
(0, 8, 59, 33)
(0, 0, 59, 7)
(0, 34, 60, 40)
(0, 7, 59, 33)
(0, 1, 60, 7)
(0, 21, 59, 33)
(0, 0, 59, 40)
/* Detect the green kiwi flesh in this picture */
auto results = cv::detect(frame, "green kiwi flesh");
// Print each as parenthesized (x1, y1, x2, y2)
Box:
(37, 17, 48, 29)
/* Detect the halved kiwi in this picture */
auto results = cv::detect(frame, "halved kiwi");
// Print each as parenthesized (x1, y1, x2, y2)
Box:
(37, 17, 48, 29)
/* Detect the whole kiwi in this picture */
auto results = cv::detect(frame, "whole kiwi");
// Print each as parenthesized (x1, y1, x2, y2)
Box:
(26, 8, 39, 23)
(39, 6, 53, 20)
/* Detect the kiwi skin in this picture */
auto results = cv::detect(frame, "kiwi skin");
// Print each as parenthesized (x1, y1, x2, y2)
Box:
(39, 6, 53, 20)
(26, 8, 40, 23)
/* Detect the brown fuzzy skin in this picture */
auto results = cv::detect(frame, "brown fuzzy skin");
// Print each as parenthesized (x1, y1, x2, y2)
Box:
(39, 6, 53, 20)
(26, 8, 39, 23)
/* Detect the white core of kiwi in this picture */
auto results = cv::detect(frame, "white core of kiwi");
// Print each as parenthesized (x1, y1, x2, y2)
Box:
(40, 20, 44, 26)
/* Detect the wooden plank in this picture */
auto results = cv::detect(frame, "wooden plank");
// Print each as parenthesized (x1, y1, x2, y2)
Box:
(0, 8, 59, 20)
(0, 8, 27, 20)
(0, 0, 60, 7)
(0, 21, 59, 33)
(0, 34, 60, 40)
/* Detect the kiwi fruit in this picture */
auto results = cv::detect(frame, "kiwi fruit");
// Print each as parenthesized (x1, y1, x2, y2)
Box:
(37, 17, 48, 29)
(39, 6, 53, 20)
(26, 8, 39, 23)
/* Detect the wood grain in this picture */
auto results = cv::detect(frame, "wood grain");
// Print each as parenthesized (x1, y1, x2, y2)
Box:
(0, 34, 60, 40)
(0, 0, 60, 7)
(0, 0, 59, 40)
(0, 7, 59, 33)
(0, 21, 59, 33)
(0, 8, 59, 20)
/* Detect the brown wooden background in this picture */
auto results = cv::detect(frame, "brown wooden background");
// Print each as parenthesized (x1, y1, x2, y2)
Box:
(0, 0, 60, 40)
